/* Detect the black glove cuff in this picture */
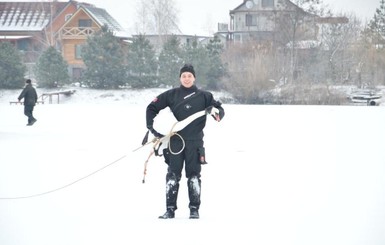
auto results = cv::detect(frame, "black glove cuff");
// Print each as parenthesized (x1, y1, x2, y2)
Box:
(149, 127, 164, 138)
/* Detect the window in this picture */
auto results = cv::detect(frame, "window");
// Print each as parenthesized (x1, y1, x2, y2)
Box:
(261, 0, 274, 7)
(17, 39, 29, 51)
(64, 14, 72, 22)
(72, 68, 83, 79)
(246, 14, 258, 26)
(186, 38, 191, 46)
(78, 19, 92, 27)
(75, 44, 83, 59)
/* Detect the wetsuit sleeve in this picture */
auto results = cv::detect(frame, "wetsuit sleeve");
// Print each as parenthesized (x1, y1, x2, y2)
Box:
(212, 99, 225, 120)
(146, 91, 170, 129)
(204, 92, 225, 121)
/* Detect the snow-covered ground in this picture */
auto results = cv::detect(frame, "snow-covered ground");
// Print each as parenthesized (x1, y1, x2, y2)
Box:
(1, 88, 385, 245)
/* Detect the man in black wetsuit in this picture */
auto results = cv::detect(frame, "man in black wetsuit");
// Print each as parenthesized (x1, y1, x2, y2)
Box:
(146, 64, 225, 219)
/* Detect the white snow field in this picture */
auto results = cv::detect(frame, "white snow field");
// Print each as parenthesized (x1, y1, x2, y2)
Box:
(0, 88, 384, 245)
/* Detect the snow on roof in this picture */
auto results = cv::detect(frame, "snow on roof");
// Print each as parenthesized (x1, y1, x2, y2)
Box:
(83, 6, 122, 32)
(0, 2, 129, 37)
(0, 2, 67, 31)
(79, 4, 129, 38)
(0, 35, 31, 39)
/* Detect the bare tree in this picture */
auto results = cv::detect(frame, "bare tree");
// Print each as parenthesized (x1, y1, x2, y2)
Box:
(134, 0, 180, 35)
(222, 43, 276, 104)
(358, 0, 385, 86)
(273, 0, 330, 83)
(134, 0, 152, 34)
(318, 13, 362, 84)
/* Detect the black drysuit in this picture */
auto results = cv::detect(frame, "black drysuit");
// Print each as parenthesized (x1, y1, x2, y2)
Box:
(146, 85, 224, 211)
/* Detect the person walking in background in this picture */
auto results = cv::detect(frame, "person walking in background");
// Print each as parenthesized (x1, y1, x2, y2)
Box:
(18, 79, 38, 126)
(146, 64, 225, 219)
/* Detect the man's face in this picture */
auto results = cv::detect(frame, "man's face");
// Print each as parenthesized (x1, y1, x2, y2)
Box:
(180, 72, 195, 88)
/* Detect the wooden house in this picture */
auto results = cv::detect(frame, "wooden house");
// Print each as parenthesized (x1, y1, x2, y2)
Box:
(0, 1, 68, 63)
(0, 1, 128, 79)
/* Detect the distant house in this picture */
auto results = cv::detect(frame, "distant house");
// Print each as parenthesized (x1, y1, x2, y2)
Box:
(217, 0, 348, 47)
(0, 1, 128, 79)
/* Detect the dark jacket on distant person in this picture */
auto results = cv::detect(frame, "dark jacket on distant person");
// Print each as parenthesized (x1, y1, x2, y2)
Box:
(18, 83, 38, 106)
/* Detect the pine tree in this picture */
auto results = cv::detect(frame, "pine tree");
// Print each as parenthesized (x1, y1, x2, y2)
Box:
(182, 37, 210, 88)
(126, 34, 158, 88)
(205, 35, 227, 90)
(34, 46, 69, 88)
(158, 35, 183, 86)
(368, 0, 385, 48)
(82, 25, 126, 89)
(363, 0, 385, 85)
(0, 42, 26, 89)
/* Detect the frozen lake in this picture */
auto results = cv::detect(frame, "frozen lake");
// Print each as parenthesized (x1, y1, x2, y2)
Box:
(1, 89, 385, 245)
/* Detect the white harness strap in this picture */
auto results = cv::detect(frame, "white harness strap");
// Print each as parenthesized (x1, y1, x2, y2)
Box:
(156, 107, 219, 154)
(140, 108, 219, 183)
(155, 110, 208, 153)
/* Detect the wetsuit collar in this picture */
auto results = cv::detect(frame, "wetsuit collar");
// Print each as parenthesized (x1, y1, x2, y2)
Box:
(180, 84, 198, 92)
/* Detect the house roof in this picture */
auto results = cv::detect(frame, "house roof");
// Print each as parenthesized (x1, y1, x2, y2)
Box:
(81, 5, 123, 32)
(230, 0, 308, 15)
(76, 4, 127, 37)
(0, 1, 68, 31)
(0, 1, 127, 36)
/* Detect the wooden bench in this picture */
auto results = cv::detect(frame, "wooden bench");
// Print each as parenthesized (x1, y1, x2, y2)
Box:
(9, 101, 44, 105)
(10, 89, 76, 105)
(40, 90, 76, 104)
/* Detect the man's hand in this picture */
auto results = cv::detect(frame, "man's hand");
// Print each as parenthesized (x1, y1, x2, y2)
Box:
(150, 127, 164, 138)
(205, 106, 221, 121)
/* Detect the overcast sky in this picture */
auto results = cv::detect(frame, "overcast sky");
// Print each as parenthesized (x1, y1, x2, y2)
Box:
(89, 0, 380, 35)
(13, 0, 381, 35)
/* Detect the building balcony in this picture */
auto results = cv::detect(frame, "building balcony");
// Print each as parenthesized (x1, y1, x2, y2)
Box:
(59, 27, 99, 39)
